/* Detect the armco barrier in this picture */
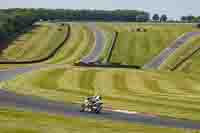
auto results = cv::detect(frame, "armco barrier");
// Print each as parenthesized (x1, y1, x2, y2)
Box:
(170, 46, 200, 71)
(74, 62, 141, 69)
(106, 31, 118, 63)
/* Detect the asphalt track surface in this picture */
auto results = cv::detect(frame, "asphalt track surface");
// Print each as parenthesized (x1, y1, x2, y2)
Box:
(0, 24, 200, 129)
(143, 32, 200, 69)
(0, 89, 200, 129)
(0, 66, 41, 81)
(80, 24, 105, 63)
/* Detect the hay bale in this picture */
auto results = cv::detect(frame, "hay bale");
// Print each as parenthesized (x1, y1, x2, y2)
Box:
(136, 28, 147, 32)
(58, 28, 62, 31)
(196, 23, 200, 28)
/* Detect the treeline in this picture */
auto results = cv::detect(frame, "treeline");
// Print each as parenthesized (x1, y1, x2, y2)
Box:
(152, 14, 168, 22)
(0, 8, 149, 40)
(33, 9, 150, 22)
(0, 9, 37, 40)
(181, 15, 200, 23)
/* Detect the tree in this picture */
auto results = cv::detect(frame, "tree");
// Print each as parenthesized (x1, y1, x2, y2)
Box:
(136, 15, 149, 22)
(187, 15, 195, 22)
(152, 14, 159, 21)
(181, 16, 187, 22)
(0, 8, 150, 40)
(181, 15, 195, 22)
(160, 14, 168, 22)
(197, 16, 200, 22)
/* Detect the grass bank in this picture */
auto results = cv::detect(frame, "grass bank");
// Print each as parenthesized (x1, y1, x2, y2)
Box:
(159, 36, 200, 72)
(46, 24, 94, 64)
(99, 23, 200, 66)
(1, 67, 200, 121)
(0, 107, 192, 133)
(1, 23, 68, 61)
(0, 23, 94, 69)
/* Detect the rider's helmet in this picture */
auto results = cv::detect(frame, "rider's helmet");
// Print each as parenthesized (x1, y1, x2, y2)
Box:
(95, 96, 102, 100)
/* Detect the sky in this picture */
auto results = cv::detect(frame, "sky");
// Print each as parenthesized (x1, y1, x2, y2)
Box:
(0, 0, 199, 19)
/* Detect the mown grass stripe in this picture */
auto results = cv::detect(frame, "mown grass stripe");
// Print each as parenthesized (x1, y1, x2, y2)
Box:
(47, 24, 94, 64)
(2, 25, 50, 59)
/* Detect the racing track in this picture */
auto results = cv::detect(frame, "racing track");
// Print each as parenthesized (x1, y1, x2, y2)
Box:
(143, 32, 200, 69)
(0, 89, 200, 129)
(80, 23, 105, 63)
(78, 24, 141, 69)
(0, 23, 200, 130)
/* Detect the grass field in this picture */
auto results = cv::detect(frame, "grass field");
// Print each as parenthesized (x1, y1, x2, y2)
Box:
(0, 23, 94, 69)
(45, 23, 94, 64)
(99, 23, 200, 66)
(1, 22, 200, 132)
(1, 23, 68, 61)
(1, 67, 200, 121)
(159, 35, 200, 71)
(0, 108, 191, 133)
(181, 50, 200, 73)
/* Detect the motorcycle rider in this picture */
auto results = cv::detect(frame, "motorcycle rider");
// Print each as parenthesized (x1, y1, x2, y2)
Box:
(85, 96, 102, 106)
(81, 95, 103, 113)
(94, 96, 102, 104)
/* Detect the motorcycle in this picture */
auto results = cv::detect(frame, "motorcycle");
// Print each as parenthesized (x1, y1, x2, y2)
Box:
(80, 101, 103, 114)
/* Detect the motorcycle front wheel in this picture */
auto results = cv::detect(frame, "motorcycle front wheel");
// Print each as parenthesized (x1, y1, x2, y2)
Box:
(80, 104, 85, 112)
(95, 106, 102, 114)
